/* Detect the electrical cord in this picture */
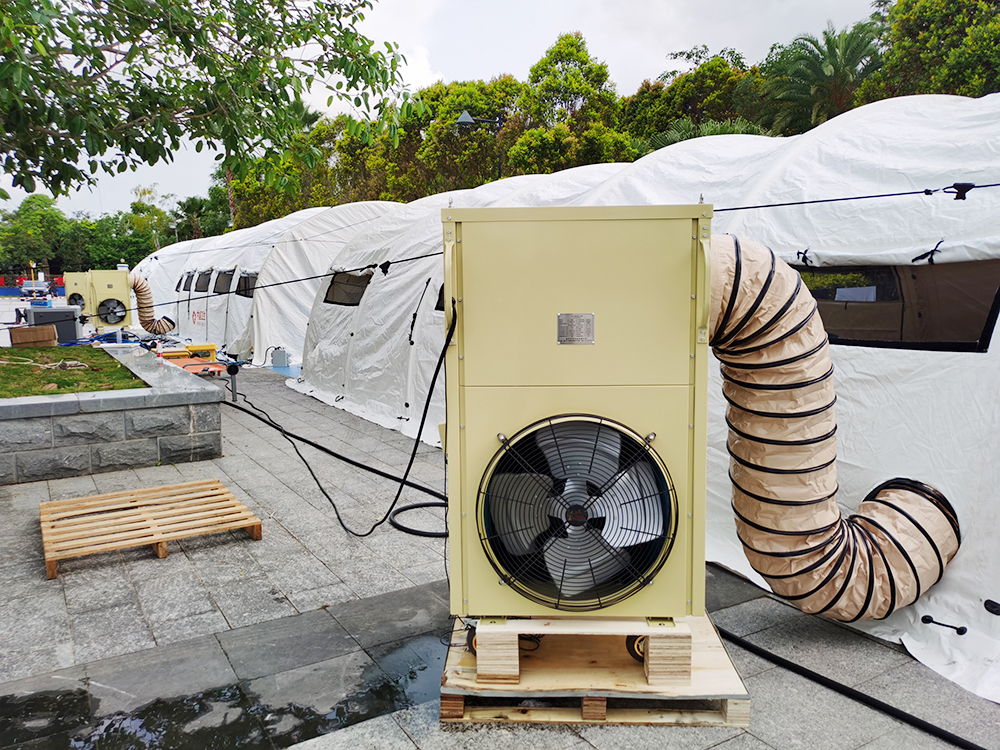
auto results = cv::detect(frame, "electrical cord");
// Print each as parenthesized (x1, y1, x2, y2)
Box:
(223, 398, 445, 501)
(222, 299, 457, 538)
(716, 625, 986, 750)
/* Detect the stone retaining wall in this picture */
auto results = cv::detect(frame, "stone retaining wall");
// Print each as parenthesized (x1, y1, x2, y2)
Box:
(0, 346, 223, 484)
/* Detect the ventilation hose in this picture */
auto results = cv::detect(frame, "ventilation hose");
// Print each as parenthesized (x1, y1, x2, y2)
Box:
(128, 273, 175, 334)
(710, 235, 960, 621)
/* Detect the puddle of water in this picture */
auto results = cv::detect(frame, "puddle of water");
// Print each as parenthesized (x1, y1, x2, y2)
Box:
(0, 634, 450, 748)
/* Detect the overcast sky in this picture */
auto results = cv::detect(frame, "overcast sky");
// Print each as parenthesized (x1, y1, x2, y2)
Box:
(7, 0, 876, 218)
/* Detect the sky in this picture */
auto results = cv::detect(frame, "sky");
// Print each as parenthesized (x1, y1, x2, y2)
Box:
(6, 0, 877, 219)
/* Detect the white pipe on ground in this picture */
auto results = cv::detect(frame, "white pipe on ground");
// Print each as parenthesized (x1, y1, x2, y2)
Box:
(710, 234, 960, 621)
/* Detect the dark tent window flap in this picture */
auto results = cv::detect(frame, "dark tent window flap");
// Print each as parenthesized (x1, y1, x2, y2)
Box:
(324, 270, 373, 306)
(236, 273, 257, 298)
(182, 273, 194, 292)
(214, 270, 235, 294)
(194, 271, 212, 292)
(796, 259, 1000, 352)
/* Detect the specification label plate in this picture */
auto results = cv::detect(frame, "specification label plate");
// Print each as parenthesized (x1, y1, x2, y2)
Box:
(557, 313, 595, 345)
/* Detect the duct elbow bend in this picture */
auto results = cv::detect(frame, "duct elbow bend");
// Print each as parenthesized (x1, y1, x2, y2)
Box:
(128, 272, 176, 334)
(710, 234, 960, 622)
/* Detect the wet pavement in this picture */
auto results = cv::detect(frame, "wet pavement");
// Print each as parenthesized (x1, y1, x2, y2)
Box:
(1, 367, 999, 749)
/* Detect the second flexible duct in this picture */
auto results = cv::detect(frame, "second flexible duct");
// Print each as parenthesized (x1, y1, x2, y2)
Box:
(710, 234, 960, 621)
(128, 273, 175, 335)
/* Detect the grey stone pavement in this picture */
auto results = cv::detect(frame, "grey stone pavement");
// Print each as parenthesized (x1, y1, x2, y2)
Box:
(0, 367, 997, 749)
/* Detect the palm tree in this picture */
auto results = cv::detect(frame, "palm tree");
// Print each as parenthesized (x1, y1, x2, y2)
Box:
(172, 197, 209, 241)
(765, 21, 881, 134)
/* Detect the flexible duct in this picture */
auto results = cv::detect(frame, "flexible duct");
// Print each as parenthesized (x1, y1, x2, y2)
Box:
(128, 273, 175, 334)
(710, 234, 960, 621)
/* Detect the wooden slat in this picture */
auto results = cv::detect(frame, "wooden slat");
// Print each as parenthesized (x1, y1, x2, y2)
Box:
(39, 480, 221, 509)
(45, 513, 258, 555)
(40, 485, 229, 520)
(40, 481, 261, 578)
(42, 496, 242, 539)
(45, 516, 261, 562)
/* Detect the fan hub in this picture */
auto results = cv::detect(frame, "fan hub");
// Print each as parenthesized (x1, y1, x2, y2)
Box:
(565, 505, 589, 527)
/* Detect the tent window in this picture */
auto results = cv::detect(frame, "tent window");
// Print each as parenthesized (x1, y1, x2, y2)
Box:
(435, 284, 445, 312)
(324, 271, 373, 306)
(214, 270, 235, 294)
(194, 271, 212, 292)
(182, 273, 194, 292)
(236, 273, 257, 298)
(796, 260, 1000, 352)
(175, 275, 185, 292)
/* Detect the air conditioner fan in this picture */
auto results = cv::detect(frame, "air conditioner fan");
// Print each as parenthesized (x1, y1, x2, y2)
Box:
(478, 415, 678, 612)
(97, 298, 127, 325)
(67, 292, 85, 308)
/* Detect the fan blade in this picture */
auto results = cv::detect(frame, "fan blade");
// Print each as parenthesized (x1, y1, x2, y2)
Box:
(535, 422, 622, 485)
(487, 473, 556, 556)
(543, 535, 630, 598)
(588, 462, 665, 549)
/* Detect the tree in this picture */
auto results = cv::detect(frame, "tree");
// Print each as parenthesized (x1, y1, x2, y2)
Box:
(0, 0, 419, 200)
(521, 32, 618, 128)
(0, 194, 68, 271)
(860, 0, 1000, 100)
(172, 197, 210, 241)
(764, 22, 881, 134)
(506, 122, 637, 175)
(621, 52, 764, 140)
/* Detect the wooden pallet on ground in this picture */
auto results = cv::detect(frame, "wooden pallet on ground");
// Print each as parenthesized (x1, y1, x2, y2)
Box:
(40, 479, 261, 579)
(440, 615, 749, 726)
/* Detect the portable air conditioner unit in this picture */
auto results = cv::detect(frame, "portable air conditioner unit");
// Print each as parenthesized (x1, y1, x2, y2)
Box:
(63, 270, 133, 327)
(443, 206, 712, 620)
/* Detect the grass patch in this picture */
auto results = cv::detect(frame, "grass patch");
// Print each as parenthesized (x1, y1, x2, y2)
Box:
(0, 346, 147, 399)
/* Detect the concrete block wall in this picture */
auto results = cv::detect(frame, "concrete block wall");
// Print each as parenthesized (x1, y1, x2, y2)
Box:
(0, 347, 224, 484)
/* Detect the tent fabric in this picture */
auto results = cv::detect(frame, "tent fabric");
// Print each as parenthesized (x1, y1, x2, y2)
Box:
(134, 93, 1000, 701)
(137, 203, 399, 365)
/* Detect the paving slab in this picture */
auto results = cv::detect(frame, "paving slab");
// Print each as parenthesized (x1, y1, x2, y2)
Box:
(388, 700, 585, 750)
(576, 722, 744, 749)
(710, 596, 807, 638)
(217, 609, 359, 680)
(85, 635, 237, 717)
(741, 666, 899, 750)
(291, 712, 418, 750)
(742, 615, 912, 687)
(855, 661, 1000, 750)
(331, 582, 452, 649)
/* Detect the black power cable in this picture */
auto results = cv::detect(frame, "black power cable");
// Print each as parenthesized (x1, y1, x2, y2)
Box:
(222, 299, 457, 538)
(717, 625, 987, 750)
(223, 398, 445, 502)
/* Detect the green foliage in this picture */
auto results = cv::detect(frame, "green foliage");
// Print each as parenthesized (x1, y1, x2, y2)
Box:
(799, 271, 870, 291)
(860, 0, 1000, 100)
(521, 32, 618, 128)
(506, 122, 637, 175)
(646, 118, 776, 152)
(621, 54, 764, 139)
(762, 21, 881, 134)
(0, 0, 416, 199)
(0, 194, 68, 268)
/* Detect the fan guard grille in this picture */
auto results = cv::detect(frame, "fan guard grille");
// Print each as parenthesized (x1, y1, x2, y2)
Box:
(97, 298, 126, 324)
(478, 415, 677, 612)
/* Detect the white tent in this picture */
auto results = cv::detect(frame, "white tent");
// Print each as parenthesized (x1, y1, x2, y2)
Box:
(290, 93, 1000, 702)
(137, 202, 399, 364)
